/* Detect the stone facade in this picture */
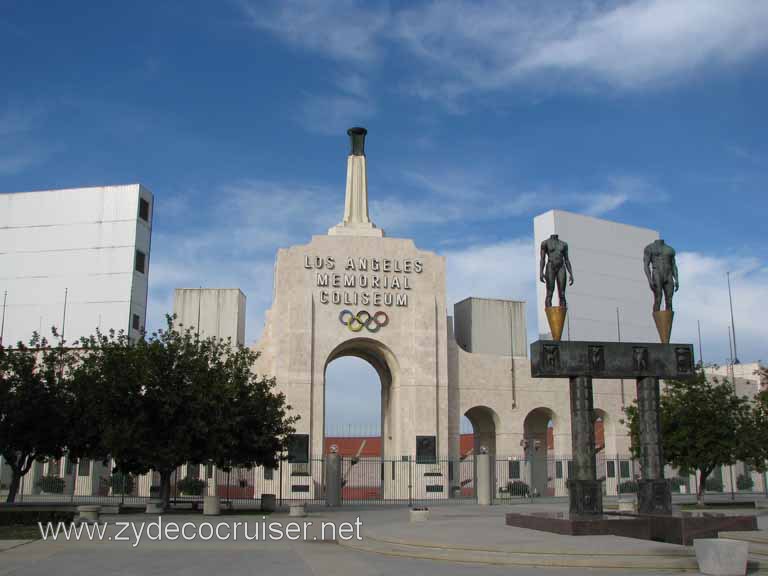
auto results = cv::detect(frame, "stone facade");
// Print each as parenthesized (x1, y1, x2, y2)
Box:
(249, 129, 635, 501)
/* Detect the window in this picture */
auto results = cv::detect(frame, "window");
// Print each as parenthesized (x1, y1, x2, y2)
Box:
(555, 461, 563, 479)
(132, 314, 140, 330)
(206, 463, 213, 479)
(78, 458, 91, 477)
(66, 458, 75, 475)
(135, 250, 146, 274)
(619, 460, 631, 478)
(264, 467, 274, 480)
(139, 198, 150, 222)
(607, 461, 616, 478)
(567, 460, 573, 479)
(508, 460, 520, 479)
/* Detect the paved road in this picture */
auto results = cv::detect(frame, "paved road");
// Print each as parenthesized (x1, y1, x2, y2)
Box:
(1, 502, 766, 575)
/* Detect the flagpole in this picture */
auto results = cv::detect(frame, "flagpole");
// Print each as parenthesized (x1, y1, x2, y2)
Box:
(0, 290, 7, 346)
(727, 272, 739, 364)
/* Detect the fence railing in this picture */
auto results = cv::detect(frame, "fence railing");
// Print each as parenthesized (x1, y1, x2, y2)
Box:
(5, 454, 767, 507)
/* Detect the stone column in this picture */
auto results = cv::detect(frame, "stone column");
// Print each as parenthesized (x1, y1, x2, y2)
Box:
(476, 453, 492, 505)
(568, 376, 602, 515)
(635, 377, 671, 514)
(325, 453, 342, 507)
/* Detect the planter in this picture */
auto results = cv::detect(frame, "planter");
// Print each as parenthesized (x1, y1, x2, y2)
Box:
(289, 503, 307, 518)
(261, 494, 276, 512)
(203, 496, 221, 516)
(77, 505, 101, 523)
(693, 538, 747, 576)
(145, 499, 165, 514)
(409, 507, 430, 522)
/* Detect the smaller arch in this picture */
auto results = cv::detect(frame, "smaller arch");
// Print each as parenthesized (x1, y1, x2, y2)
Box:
(464, 405, 500, 457)
(523, 406, 558, 497)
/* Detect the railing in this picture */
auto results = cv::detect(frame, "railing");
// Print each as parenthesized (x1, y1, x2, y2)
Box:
(5, 455, 767, 507)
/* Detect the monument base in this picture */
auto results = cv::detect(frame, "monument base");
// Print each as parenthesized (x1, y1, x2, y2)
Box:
(545, 306, 567, 341)
(637, 479, 672, 515)
(568, 479, 603, 515)
(652, 310, 674, 344)
(505, 511, 757, 545)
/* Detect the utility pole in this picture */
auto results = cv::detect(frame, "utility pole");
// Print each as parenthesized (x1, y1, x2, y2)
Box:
(727, 325, 736, 384)
(616, 307, 625, 407)
(697, 320, 704, 370)
(61, 288, 68, 343)
(727, 272, 739, 364)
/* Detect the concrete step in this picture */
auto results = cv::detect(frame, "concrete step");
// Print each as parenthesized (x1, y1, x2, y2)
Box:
(340, 535, 701, 570)
(719, 530, 768, 557)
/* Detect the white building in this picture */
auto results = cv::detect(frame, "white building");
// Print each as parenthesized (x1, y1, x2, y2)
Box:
(534, 210, 659, 342)
(173, 288, 246, 346)
(0, 184, 153, 346)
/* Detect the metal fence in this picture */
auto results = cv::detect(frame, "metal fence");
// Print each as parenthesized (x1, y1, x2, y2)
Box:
(6, 454, 767, 508)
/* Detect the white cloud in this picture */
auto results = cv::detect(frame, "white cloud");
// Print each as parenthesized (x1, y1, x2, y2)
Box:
(298, 93, 376, 135)
(373, 169, 664, 231)
(445, 238, 538, 337)
(247, 0, 768, 103)
(241, 0, 389, 63)
(146, 179, 342, 344)
(675, 252, 767, 365)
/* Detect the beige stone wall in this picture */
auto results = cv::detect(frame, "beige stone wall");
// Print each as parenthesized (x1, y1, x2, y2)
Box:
(252, 234, 632, 466)
(253, 234, 448, 460)
(448, 329, 633, 460)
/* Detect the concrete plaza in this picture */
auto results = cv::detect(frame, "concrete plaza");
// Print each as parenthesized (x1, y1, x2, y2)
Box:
(2, 502, 766, 575)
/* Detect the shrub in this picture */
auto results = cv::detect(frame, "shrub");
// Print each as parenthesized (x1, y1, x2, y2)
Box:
(506, 480, 530, 497)
(736, 474, 754, 491)
(109, 473, 135, 495)
(37, 475, 65, 494)
(705, 477, 724, 492)
(176, 476, 205, 496)
(0, 510, 75, 526)
(618, 480, 638, 493)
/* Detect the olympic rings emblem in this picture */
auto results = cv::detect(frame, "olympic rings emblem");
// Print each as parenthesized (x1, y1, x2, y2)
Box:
(339, 309, 389, 333)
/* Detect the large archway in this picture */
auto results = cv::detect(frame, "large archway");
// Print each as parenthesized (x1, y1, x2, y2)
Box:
(523, 407, 557, 497)
(322, 338, 399, 502)
(323, 338, 398, 461)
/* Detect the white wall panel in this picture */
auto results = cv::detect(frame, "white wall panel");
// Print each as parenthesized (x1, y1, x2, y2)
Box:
(0, 184, 152, 346)
(534, 210, 659, 343)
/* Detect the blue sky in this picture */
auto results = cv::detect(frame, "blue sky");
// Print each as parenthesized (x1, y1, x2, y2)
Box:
(2, 1, 767, 432)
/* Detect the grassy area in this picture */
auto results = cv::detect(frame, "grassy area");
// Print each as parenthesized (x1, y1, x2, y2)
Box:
(0, 525, 40, 540)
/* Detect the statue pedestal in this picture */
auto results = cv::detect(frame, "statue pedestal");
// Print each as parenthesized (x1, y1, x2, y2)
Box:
(653, 310, 674, 344)
(638, 479, 672, 515)
(568, 480, 603, 515)
(545, 306, 567, 341)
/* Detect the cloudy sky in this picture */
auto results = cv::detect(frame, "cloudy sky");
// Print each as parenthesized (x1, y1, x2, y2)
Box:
(2, 1, 767, 433)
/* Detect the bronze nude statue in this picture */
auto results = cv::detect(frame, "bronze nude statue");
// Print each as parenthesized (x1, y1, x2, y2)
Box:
(540, 234, 574, 308)
(643, 239, 678, 312)
(643, 238, 678, 343)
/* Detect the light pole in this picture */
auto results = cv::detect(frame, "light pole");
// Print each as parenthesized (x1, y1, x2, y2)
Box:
(727, 272, 739, 364)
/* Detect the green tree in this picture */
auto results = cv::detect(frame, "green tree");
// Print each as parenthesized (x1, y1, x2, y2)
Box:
(73, 317, 296, 508)
(0, 334, 71, 503)
(623, 371, 755, 505)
